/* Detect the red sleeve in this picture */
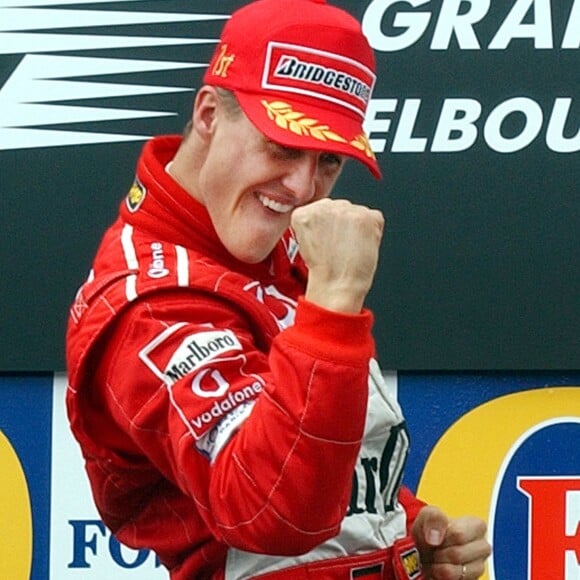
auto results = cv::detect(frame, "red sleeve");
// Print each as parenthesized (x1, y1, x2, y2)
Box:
(95, 291, 375, 555)
(398, 485, 426, 532)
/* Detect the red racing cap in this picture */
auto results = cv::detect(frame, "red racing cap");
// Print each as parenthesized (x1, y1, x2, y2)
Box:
(203, 0, 381, 179)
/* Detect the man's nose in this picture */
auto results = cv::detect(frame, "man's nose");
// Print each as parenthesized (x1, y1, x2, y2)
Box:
(281, 153, 318, 204)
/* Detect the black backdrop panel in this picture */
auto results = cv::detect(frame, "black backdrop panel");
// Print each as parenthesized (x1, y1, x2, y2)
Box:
(0, 0, 578, 370)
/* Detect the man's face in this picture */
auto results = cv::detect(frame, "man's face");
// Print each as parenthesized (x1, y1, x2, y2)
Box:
(196, 104, 345, 264)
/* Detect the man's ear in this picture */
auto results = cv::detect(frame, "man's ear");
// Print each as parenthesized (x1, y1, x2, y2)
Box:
(192, 85, 220, 141)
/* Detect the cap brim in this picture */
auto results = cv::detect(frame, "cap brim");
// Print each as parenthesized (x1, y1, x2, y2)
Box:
(234, 91, 382, 180)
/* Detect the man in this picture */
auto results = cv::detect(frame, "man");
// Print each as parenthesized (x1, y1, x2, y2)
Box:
(66, 0, 491, 578)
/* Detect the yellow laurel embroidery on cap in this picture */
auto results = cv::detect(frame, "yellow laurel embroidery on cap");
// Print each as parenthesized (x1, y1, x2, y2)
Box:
(350, 134, 376, 160)
(212, 44, 235, 78)
(261, 101, 347, 143)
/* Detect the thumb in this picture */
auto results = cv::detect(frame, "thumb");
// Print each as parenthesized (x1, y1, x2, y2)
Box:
(412, 505, 449, 549)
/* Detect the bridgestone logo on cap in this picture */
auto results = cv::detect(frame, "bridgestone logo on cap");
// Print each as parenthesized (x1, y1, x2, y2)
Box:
(263, 42, 375, 118)
(275, 56, 371, 102)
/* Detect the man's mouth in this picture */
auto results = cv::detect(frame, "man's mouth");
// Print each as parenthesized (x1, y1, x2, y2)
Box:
(258, 193, 293, 214)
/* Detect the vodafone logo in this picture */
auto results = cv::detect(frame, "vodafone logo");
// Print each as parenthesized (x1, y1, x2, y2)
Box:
(191, 368, 230, 398)
(244, 281, 297, 331)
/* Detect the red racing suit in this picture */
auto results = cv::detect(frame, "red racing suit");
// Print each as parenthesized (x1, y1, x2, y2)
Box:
(66, 135, 425, 579)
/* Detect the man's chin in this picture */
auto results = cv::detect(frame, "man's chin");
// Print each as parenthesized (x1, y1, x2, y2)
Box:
(230, 244, 274, 265)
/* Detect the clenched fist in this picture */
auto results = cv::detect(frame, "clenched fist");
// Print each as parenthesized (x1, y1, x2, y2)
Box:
(291, 199, 385, 314)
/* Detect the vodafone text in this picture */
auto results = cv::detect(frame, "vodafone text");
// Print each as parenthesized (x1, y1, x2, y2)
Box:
(191, 382, 263, 433)
(363, 0, 579, 51)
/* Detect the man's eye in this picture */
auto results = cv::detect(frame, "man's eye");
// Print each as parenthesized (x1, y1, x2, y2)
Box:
(266, 140, 300, 159)
(319, 153, 344, 167)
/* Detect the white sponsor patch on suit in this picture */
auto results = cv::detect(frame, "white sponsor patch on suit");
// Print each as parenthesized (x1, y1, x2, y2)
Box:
(139, 324, 243, 385)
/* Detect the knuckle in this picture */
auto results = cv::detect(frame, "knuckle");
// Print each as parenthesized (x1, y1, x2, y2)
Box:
(452, 529, 470, 545)
(445, 545, 464, 562)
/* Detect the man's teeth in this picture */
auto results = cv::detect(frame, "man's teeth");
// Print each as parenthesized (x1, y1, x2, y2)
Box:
(258, 194, 293, 214)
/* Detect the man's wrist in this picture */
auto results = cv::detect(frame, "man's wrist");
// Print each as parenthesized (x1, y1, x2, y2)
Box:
(303, 289, 365, 314)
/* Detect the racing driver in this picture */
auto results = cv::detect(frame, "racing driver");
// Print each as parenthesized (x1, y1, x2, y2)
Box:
(66, 0, 492, 578)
